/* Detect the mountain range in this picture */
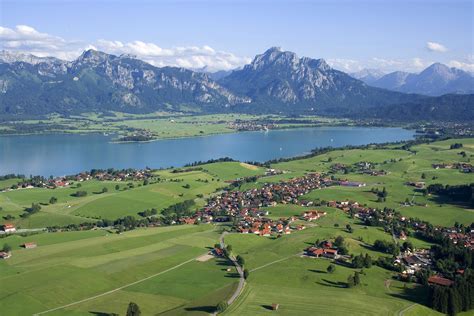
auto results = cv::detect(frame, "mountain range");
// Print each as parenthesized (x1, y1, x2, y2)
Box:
(0, 48, 472, 121)
(353, 63, 474, 96)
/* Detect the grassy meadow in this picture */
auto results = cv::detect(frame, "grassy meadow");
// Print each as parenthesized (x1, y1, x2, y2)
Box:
(0, 225, 238, 315)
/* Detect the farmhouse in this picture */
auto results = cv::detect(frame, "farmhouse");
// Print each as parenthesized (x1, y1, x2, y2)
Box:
(0, 251, 11, 259)
(306, 246, 338, 259)
(340, 181, 366, 187)
(23, 242, 37, 249)
(1, 224, 16, 233)
(300, 210, 326, 221)
(428, 275, 454, 287)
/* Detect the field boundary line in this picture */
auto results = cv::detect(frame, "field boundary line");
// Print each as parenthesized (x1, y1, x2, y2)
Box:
(250, 253, 300, 272)
(33, 254, 203, 315)
(398, 303, 416, 316)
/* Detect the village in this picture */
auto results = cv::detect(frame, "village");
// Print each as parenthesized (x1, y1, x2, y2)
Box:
(432, 162, 473, 173)
(0, 168, 155, 192)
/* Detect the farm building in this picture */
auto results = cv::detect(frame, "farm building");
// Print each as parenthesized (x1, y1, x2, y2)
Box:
(1, 224, 16, 233)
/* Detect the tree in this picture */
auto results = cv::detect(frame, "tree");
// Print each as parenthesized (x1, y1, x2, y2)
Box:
(243, 268, 249, 279)
(354, 272, 361, 286)
(347, 274, 355, 288)
(102, 187, 108, 193)
(346, 224, 353, 233)
(49, 196, 58, 204)
(363, 254, 372, 268)
(334, 236, 345, 248)
(126, 302, 141, 316)
(216, 301, 228, 313)
(2, 243, 12, 253)
(115, 184, 120, 190)
(236, 255, 245, 266)
(327, 264, 336, 273)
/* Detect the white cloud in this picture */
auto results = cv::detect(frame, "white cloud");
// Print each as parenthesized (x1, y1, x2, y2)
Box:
(426, 41, 447, 53)
(0, 25, 250, 71)
(1, 25, 471, 74)
(328, 57, 433, 73)
(448, 59, 474, 73)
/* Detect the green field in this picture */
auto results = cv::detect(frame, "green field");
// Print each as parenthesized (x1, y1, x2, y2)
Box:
(0, 225, 238, 315)
(4, 112, 349, 141)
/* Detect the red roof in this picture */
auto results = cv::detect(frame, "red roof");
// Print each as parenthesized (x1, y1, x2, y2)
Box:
(428, 276, 454, 287)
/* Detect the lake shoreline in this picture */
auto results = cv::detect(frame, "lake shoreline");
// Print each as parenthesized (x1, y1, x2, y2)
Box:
(0, 126, 416, 177)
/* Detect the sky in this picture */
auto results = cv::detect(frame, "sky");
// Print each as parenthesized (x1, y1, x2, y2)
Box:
(0, 0, 473, 73)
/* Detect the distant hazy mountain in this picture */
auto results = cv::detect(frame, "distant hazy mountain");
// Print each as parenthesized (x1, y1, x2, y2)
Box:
(366, 63, 474, 96)
(0, 49, 249, 115)
(196, 67, 235, 81)
(219, 47, 416, 114)
(350, 68, 386, 85)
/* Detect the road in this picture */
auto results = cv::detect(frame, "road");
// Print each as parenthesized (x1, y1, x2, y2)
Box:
(219, 232, 246, 306)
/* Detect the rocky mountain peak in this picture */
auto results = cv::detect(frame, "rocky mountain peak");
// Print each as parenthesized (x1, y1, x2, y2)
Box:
(77, 49, 116, 65)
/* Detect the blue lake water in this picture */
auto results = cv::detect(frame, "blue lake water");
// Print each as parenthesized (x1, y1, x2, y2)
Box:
(0, 126, 415, 176)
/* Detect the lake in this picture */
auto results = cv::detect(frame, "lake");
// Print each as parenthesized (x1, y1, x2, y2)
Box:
(0, 126, 415, 176)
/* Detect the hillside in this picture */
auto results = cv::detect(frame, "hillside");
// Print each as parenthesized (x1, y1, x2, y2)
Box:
(0, 49, 472, 120)
(0, 50, 249, 115)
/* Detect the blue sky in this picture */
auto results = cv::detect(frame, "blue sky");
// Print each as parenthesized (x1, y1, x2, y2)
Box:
(1, 0, 473, 72)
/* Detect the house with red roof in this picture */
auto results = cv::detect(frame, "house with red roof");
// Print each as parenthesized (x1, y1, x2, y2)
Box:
(428, 275, 454, 287)
(1, 224, 16, 233)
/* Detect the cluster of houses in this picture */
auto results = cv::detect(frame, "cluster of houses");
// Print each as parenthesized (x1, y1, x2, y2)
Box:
(395, 249, 432, 275)
(300, 210, 327, 221)
(330, 161, 387, 177)
(445, 230, 474, 250)
(227, 121, 277, 132)
(201, 173, 331, 217)
(2, 169, 156, 192)
(328, 200, 376, 218)
(305, 240, 339, 259)
(175, 173, 333, 235)
(236, 217, 293, 236)
(432, 162, 473, 173)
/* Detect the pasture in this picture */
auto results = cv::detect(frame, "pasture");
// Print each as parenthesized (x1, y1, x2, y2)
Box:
(0, 225, 237, 315)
